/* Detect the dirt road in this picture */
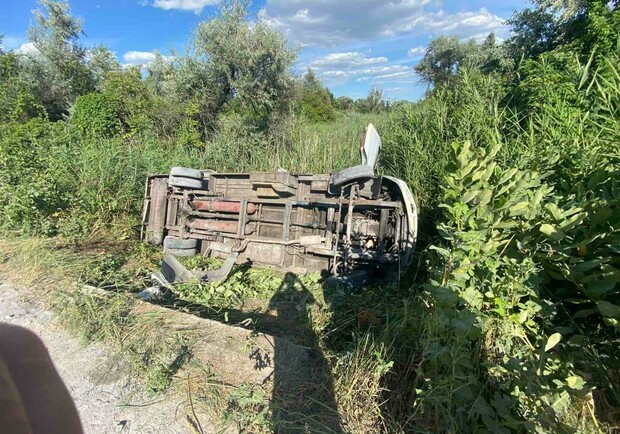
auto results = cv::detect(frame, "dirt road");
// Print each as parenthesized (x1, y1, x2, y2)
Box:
(0, 282, 217, 434)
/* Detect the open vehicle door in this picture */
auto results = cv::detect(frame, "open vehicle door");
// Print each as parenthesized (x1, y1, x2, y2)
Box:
(361, 123, 381, 169)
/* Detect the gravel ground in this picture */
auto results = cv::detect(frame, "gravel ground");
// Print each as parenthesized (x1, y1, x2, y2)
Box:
(0, 282, 219, 434)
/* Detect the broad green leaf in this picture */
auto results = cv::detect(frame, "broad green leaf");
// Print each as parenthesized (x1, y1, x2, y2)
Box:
(574, 309, 596, 318)
(461, 160, 478, 178)
(540, 224, 566, 241)
(559, 211, 587, 233)
(544, 333, 562, 352)
(597, 300, 620, 319)
(461, 189, 479, 204)
(509, 202, 530, 217)
(586, 276, 617, 299)
(497, 168, 519, 186)
(478, 189, 493, 206)
(482, 162, 497, 182)
(457, 141, 472, 168)
(572, 259, 605, 272)
(531, 187, 545, 208)
(566, 375, 586, 390)
(551, 391, 571, 413)
(545, 203, 564, 221)
(462, 286, 483, 309)
(429, 245, 451, 257)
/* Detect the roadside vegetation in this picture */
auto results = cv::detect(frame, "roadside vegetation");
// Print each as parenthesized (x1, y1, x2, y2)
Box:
(1, 0, 618, 432)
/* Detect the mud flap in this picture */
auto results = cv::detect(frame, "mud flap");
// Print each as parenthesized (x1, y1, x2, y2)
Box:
(160, 252, 239, 284)
(205, 253, 238, 282)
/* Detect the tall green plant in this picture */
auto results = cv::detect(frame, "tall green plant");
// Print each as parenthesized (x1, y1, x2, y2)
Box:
(418, 141, 591, 432)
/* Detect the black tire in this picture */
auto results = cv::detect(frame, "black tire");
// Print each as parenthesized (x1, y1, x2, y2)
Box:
(330, 165, 375, 188)
(169, 175, 204, 189)
(163, 247, 197, 257)
(170, 166, 203, 179)
(163, 236, 198, 249)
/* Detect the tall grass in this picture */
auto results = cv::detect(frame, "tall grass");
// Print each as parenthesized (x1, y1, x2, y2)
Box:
(380, 71, 508, 245)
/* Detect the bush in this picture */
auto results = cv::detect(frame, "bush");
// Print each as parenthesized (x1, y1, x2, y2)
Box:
(375, 49, 619, 432)
(299, 87, 335, 122)
(100, 68, 151, 135)
(0, 118, 68, 234)
(0, 51, 46, 123)
(297, 69, 335, 123)
(418, 142, 585, 431)
(71, 93, 121, 137)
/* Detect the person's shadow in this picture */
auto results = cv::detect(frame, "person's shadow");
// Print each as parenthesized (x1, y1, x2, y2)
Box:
(158, 268, 344, 432)
(265, 272, 343, 433)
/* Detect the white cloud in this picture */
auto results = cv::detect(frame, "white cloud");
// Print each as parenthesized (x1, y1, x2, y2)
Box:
(17, 42, 38, 55)
(305, 51, 394, 85)
(407, 46, 425, 58)
(122, 50, 171, 66)
(410, 8, 507, 41)
(306, 51, 414, 86)
(312, 51, 387, 68)
(356, 66, 416, 84)
(151, 0, 217, 14)
(261, 1, 508, 47)
(0, 36, 39, 55)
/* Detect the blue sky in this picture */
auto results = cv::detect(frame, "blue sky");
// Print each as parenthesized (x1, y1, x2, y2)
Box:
(1, 0, 527, 100)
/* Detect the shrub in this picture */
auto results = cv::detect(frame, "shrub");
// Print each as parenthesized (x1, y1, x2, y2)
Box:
(0, 118, 68, 234)
(417, 141, 587, 431)
(100, 67, 151, 135)
(71, 92, 121, 137)
(297, 68, 335, 123)
(0, 51, 46, 123)
(299, 86, 335, 122)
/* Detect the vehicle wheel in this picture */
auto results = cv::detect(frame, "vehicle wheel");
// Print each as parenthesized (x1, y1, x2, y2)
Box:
(163, 236, 198, 249)
(170, 166, 203, 179)
(330, 165, 375, 188)
(168, 175, 204, 189)
(163, 247, 197, 257)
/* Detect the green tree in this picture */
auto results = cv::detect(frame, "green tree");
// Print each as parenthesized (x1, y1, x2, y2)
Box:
(358, 87, 386, 113)
(193, 0, 297, 130)
(99, 67, 152, 134)
(415, 34, 511, 87)
(334, 95, 355, 111)
(414, 36, 478, 86)
(507, 0, 619, 61)
(146, 54, 211, 141)
(22, 0, 94, 119)
(88, 45, 120, 87)
(0, 41, 45, 122)
(298, 68, 335, 122)
(507, 7, 563, 59)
